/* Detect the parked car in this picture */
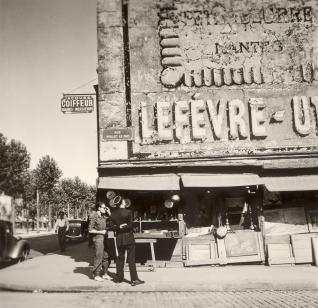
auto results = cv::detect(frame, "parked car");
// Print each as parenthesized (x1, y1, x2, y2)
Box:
(65, 219, 88, 242)
(0, 220, 30, 267)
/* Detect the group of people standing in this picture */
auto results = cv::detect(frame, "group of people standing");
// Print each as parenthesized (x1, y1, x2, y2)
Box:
(52, 197, 144, 286)
(88, 198, 145, 286)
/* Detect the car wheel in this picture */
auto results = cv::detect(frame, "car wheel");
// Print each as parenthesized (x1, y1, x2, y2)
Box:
(18, 248, 30, 263)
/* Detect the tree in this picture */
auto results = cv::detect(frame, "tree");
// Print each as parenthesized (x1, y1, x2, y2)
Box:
(59, 177, 96, 219)
(34, 155, 62, 230)
(34, 155, 62, 193)
(0, 134, 8, 184)
(0, 133, 31, 197)
(23, 170, 37, 206)
(23, 170, 37, 224)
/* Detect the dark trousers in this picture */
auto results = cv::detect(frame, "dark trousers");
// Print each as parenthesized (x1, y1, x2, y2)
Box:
(92, 236, 110, 276)
(88, 234, 94, 248)
(116, 243, 138, 282)
(58, 226, 66, 251)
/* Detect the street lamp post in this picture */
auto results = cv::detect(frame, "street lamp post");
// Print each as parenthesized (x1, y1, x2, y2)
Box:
(36, 189, 40, 233)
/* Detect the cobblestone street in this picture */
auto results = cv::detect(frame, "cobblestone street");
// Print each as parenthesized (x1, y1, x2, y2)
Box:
(3, 290, 318, 308)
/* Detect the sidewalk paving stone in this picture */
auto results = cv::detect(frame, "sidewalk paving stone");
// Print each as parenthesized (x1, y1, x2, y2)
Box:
(1, 242, 318, 293)
(3, 290, 318, 308)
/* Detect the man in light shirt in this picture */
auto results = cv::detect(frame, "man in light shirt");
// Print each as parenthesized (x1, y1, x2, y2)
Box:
(53, 211, 69, 252)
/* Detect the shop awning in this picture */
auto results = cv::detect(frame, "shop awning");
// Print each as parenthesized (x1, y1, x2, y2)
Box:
(263, 175, 318, 191)
(98, 174, 180, 191)
(180, 173, 262, 187)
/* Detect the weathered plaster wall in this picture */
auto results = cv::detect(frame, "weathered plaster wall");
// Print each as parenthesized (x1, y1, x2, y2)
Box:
(97, 0, 128, 160)
(97, 0, 318, 164)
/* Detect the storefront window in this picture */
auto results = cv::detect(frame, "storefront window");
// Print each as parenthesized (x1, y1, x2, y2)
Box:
(263, 189, 316, 236)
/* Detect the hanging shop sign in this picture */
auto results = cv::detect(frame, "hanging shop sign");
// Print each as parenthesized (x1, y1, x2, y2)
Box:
(61, 94, 94, 114)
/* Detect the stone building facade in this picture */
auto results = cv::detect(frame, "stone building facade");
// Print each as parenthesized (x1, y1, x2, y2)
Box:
(96, 0, 318, 266)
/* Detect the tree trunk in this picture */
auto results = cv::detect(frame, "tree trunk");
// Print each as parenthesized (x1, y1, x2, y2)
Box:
(11, 199, 15, 235)
(48, 203, 52, 231)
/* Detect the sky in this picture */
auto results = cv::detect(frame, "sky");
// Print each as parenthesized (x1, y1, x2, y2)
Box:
(0, 0, 98, 186)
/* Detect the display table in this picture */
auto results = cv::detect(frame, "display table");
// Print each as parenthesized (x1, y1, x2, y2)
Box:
(134, 232, 181, 239)
(113, 235, 158, 271)
(135, 238, 157, 270)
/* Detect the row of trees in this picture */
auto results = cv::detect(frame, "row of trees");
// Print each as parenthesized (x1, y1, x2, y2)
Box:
(0, 133, 96, 227)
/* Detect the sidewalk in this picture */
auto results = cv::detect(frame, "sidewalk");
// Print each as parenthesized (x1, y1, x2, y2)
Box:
(15, 229, 53, 239)
(1, 241, 318, 293)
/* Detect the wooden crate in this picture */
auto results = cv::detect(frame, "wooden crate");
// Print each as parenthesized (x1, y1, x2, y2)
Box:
(267, 243, 295, 266)
(183, 237, 218, 266)
(312, 237, 318, 266)
(291, 233, 318, 264)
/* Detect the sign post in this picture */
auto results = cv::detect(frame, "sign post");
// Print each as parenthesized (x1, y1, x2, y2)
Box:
(103, 128, 134, 141)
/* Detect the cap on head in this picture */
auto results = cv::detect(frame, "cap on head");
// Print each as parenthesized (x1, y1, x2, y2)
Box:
(106, 191, 116, 200)
(123, 198, 131, 208)
(109, 195, 122, 208)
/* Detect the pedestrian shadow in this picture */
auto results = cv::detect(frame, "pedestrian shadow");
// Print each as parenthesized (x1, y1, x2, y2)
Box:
(55, 241, 94, 263)
(73, 266, 131, 285)
(73, 266, 93, 278)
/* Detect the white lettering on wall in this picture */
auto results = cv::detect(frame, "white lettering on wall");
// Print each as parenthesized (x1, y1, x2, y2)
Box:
(141, 102, 155, 139)
(292, 96, 311, 136)
(249, 98, 267, 137)
(191, 99, 206, 139)
(310, 96, 318, 128)
(138, 95, 318, 144)
(228, 99, 248, 139)
(157, 101, 173, 140)
(174, 101, 190, 143)
(206, 99, 227, 140)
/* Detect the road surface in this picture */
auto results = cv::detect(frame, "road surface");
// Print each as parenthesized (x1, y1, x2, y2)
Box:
(2, 290, 318, 308)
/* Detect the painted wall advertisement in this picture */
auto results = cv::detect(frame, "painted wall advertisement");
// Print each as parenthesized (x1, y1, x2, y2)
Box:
(97, 0, 318, 161)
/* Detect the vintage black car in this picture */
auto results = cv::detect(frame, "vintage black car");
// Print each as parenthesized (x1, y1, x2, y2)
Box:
(0, 220, 30, 266)
(65, 219, 88, 242)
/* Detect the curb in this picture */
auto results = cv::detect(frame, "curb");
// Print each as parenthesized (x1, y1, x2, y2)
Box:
(1, 281, 318, 293)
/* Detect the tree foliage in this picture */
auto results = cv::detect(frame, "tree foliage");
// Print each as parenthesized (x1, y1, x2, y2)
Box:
(59, 177, 96, 218)
(0, 133, 30, 197)
(34, 155, 62, 193)
(0, 134, 96, 220)
(23, 170, 37, 217)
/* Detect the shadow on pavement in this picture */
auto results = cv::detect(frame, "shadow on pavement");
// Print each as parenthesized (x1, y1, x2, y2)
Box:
(73, 266, 93, 278)
(56, 241, 93, 262)
(73, 266, 132, 285)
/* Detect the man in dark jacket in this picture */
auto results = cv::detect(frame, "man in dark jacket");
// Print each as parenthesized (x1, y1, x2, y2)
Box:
(110, 198, 144, 286)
